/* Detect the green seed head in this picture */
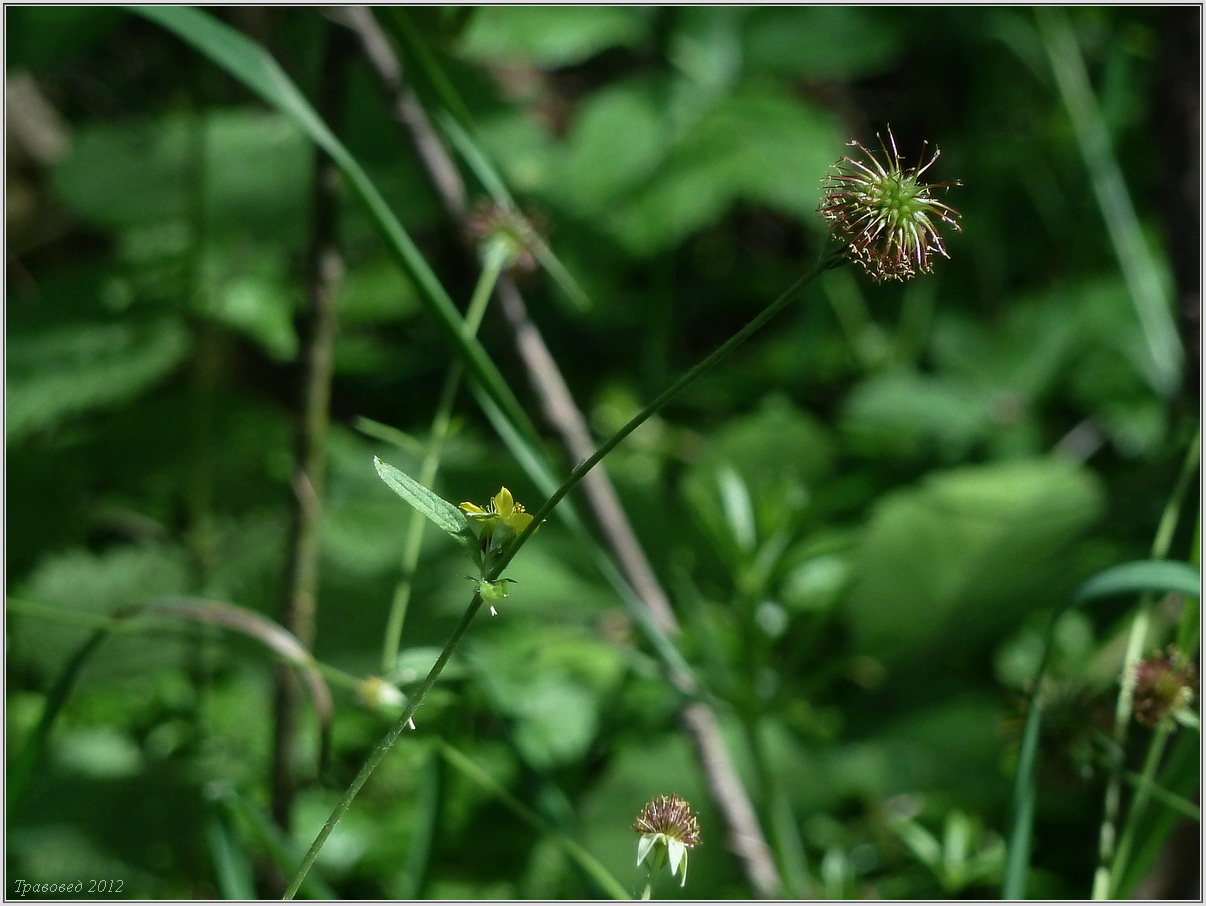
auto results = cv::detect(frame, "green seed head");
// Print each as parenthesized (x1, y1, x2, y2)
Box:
(818, 127, 962, 282)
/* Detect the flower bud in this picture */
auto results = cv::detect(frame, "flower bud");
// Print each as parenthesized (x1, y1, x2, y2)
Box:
(358, 675, 407, 713)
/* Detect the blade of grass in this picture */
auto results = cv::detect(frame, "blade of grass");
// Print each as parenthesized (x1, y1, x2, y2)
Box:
(1122, 760, 1201, 823)
(212, 785, 339, 900)
(392, 748, 443, 898)
(1000, 557, 1201, 899)
(1113, 726, 1201, 895)
(378, 8, 593, 313)
(1093, 434, 1199, 898)
(1036, 7, 1182, 396)
(1175, 497, 1200, 657)
(436, 737, 631, 899)
(205, 803, 258, 900)
(127, 5, 533, 442)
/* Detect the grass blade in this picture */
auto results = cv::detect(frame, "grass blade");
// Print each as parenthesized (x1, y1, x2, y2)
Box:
(437, 737, 631, 899)
(1002, 556, 1201, 899)
(127, 5, 533, 438)
(1036, 7, 1182, 396)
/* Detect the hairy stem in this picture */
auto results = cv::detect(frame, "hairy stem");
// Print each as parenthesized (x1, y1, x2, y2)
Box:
(287, 9, 846, 897)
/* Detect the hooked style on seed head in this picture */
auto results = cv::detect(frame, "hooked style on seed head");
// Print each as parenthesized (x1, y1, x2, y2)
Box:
(818, 126, 962, 283)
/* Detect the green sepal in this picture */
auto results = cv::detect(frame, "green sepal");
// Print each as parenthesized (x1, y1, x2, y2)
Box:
(666, 837, 688, 886)
(636, 834, 658, 868)
(464, 576, 517, 601)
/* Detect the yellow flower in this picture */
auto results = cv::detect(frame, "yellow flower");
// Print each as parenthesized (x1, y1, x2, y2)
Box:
(458, 486, 535, 550)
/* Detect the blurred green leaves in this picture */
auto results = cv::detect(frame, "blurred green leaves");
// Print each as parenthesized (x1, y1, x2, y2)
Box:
(7, 319, 190, 442)
(458, 6, 646, 68)
(470, 624, 625, 770)
(530, 81, 840, 255)
(53, 111, 310, 235)
(6, 5, 1195, 900)
(845, 459, 1105, 666)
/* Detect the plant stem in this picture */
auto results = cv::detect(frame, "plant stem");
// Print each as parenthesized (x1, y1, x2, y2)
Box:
(1037, 6, 1181, 396)
(284, 593, 485, 899)
(380, 244, 508, 674)
(285, 246, 843, 896)
(1111, 727, 1171, 881)
(488, 243, 845, 583)
(1092, 433, 1199, 898)
(271, 23, 350, 834)
(438, 738, 630, 898)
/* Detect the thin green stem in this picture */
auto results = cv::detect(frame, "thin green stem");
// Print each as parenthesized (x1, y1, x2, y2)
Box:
(309, 660, 374, 695)
(1109, 728, 1170, 893)
(381, 244, 508, 674)
(1175, 499, 1200, 656)
(488, 243, 844, 583)
(285, 244, 841, 897)
(283, 593, 484, 899)
(1122, 763, 1201, 822)
(437, 738, 630, 898)
(823, 264, 883, 370)
(1092, 433, 1199, 898)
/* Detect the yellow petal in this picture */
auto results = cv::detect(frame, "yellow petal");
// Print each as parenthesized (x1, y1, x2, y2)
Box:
(508, 511, 534, 534)
(492, 487, 515, 518)
(459, 501, 489, 516)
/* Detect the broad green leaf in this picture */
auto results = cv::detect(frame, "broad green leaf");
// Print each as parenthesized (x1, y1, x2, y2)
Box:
(615, 89, 839, 252)
(457, 6, 646, 67)
(743, 7, 906, 79)
(7, 320, 190, 442)
(841, 371, 998, 461)
(845, 459, 1105, 665)
(469, 625, 625, 769)
(373, 456, 468, 538)
(550, 80, 667, 214)
(53, 111, 310, 237)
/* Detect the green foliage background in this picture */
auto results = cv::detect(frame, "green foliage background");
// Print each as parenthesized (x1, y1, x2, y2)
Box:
(6, 6, 1199, 900)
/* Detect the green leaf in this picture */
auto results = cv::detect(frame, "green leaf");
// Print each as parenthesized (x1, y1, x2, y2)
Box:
(1072, 559, 1200, 605)
(457, 6, 646, 67)
(53, 110, 310, 236)
(373, 456, 468, 538)
(7, 319, 190, 442)
(841, 371, 999, 461)
(743, 7, 905, 79)
(845, 459, 1105, 665)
